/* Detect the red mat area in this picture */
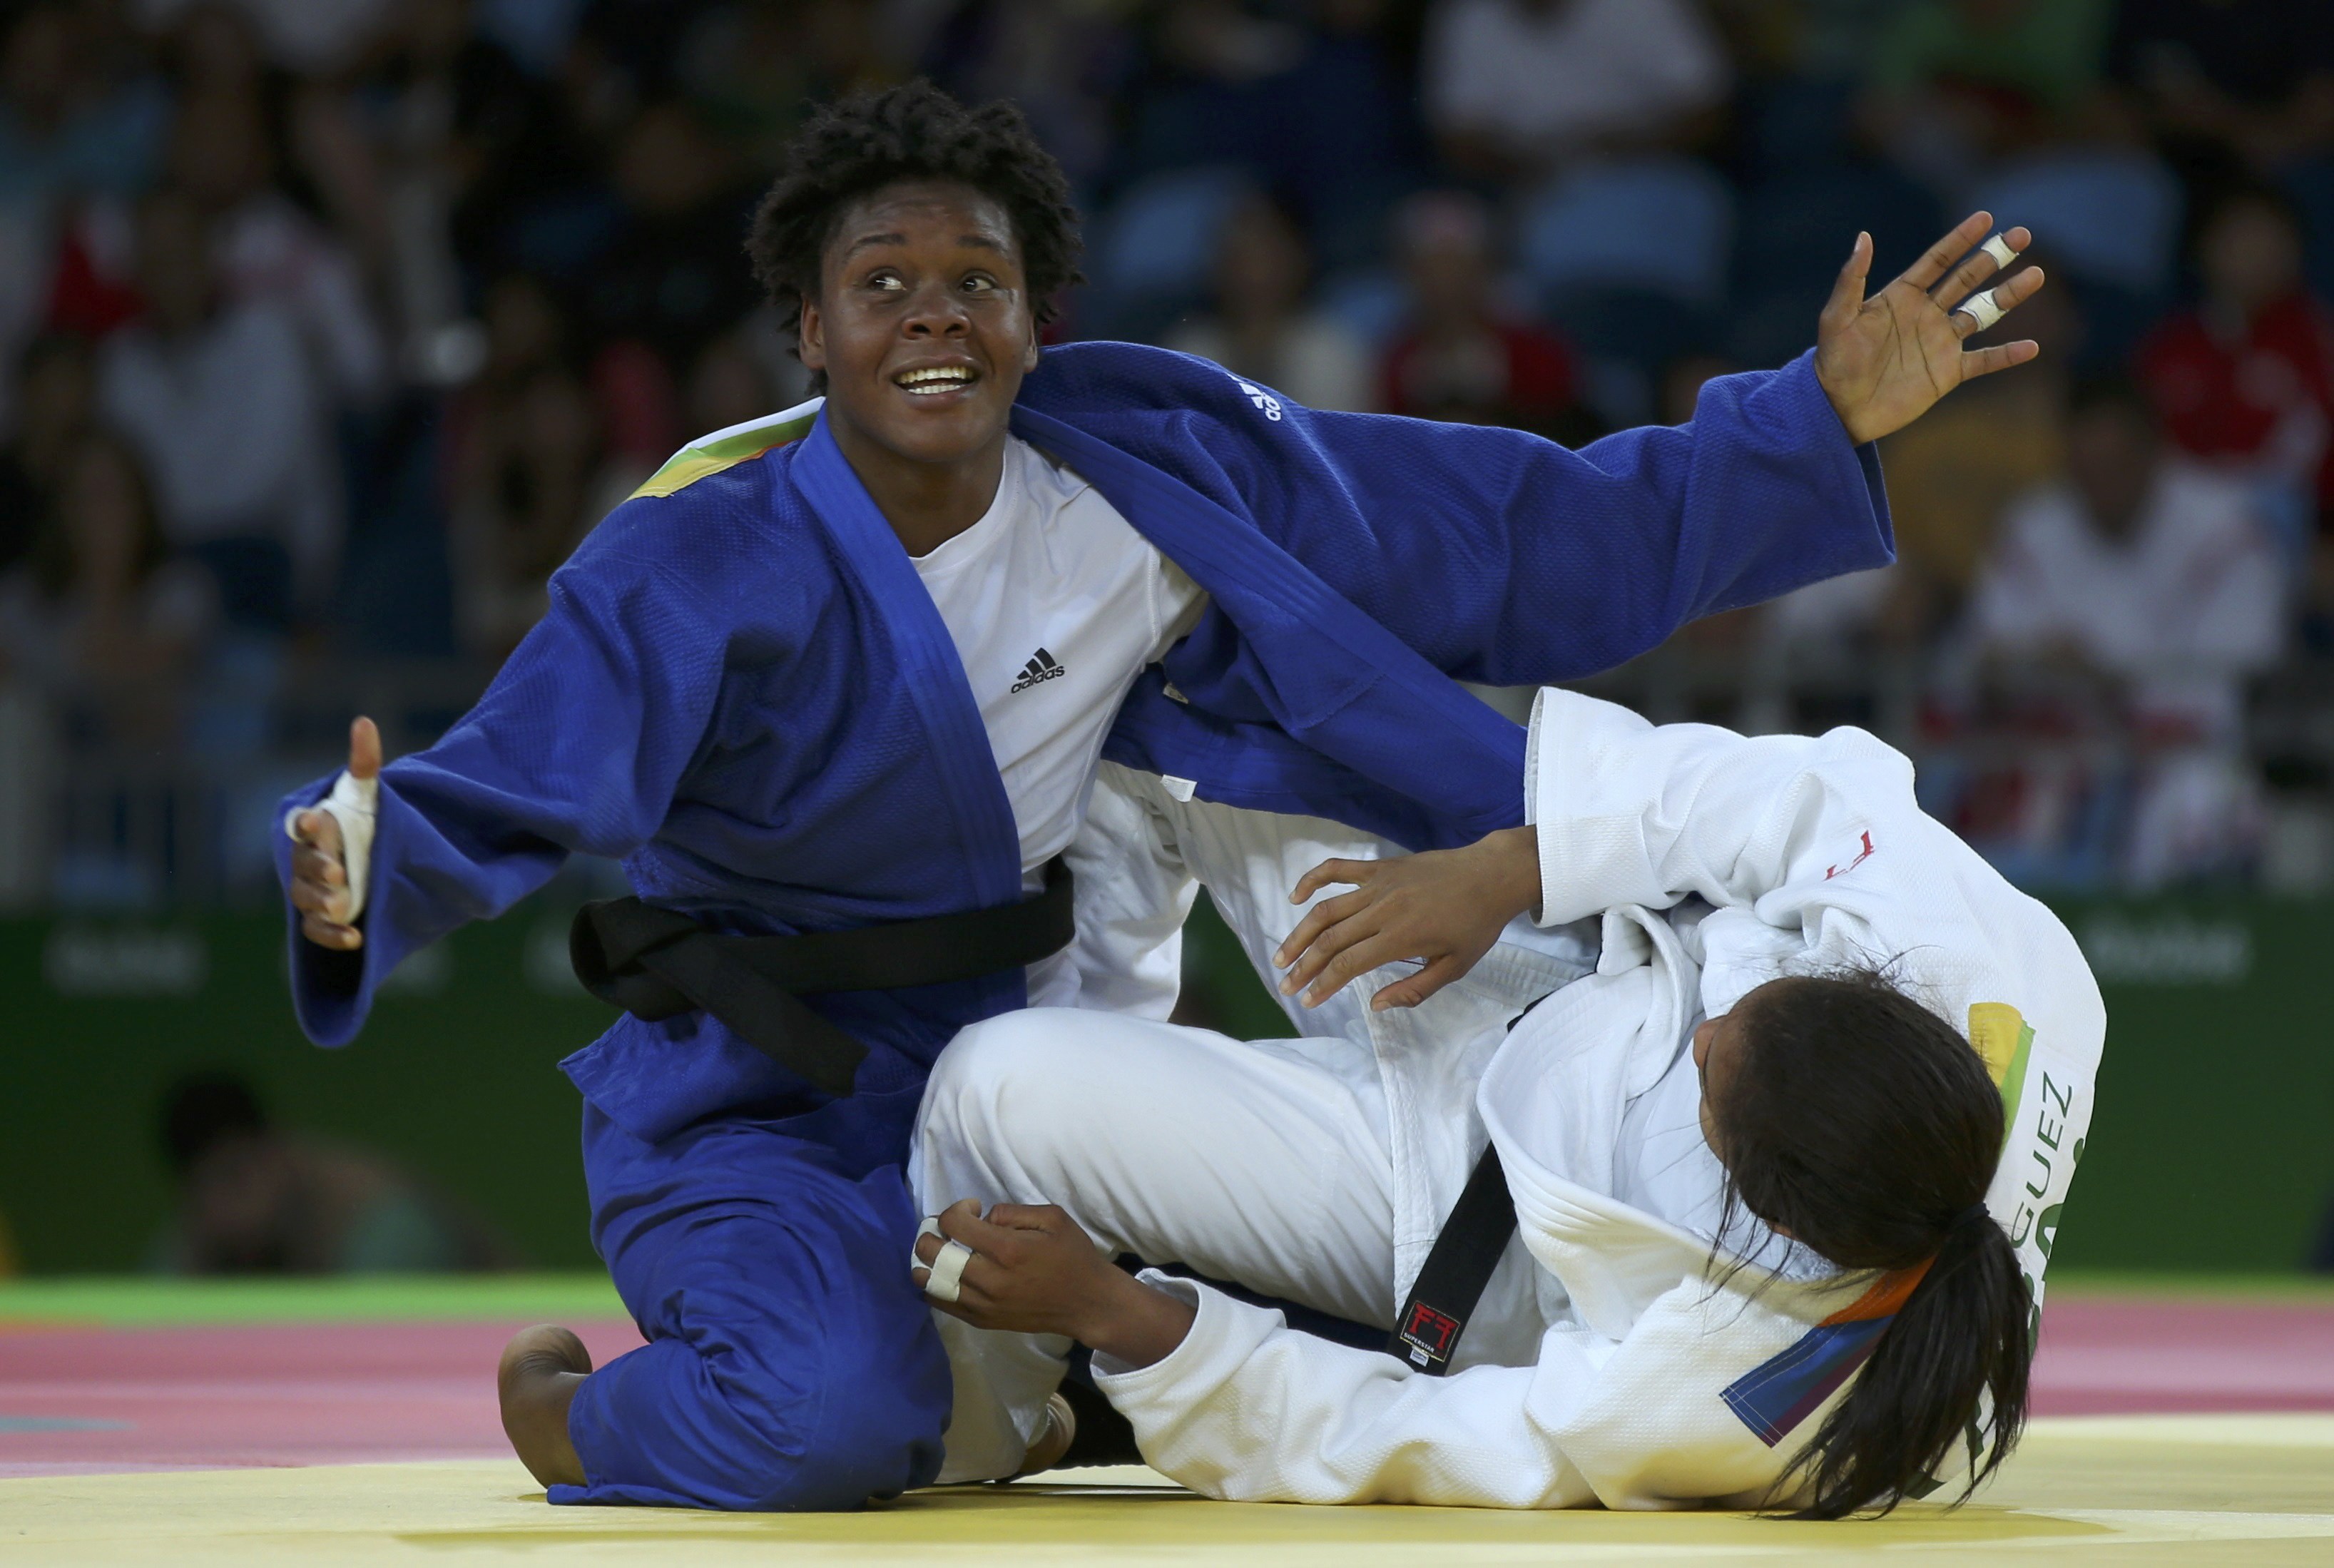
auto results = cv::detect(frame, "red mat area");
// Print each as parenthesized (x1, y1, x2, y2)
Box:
(0, 1297, 2327, 1477)
(2030, 1297, 2334, 1416)
(0, 1318, 643, 1477)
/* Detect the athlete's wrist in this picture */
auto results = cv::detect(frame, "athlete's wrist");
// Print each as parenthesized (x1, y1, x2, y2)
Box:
(1474, 825, 1542, 922)
(1076, 1270, 1197, 1371)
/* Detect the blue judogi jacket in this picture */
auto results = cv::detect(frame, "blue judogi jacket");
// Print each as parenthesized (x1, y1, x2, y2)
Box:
(276, 342, 1891, 1166)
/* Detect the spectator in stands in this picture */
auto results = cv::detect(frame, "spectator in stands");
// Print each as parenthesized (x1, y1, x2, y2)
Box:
(672, 0, 896, 175)
(151, 1070, 511, 1274)
(1862, 0, 2115, 195)
(584, 99, 764, 377)
(1377, 190, 1586, 438)
(159, 0, 267, 96)
(166, 83, 389, 409)
(1109, 0, 1423, 268)
(0, 333, 97, 574)
(98, 187, 338, 629)
(683, 322, 785, 439)
(2136, 188, 2333, 544)
(0, 429, 215, 748)
(143, 0, 399, 79)
(920, 0, 1137, 200)
(348, 0, 586, 297)
(448, 356, 636, 663)
(1167, 192, 1375, 412)
(0, 1, 166, 207)
(1422, 0, 1730, 182)
(1864, 250, 2082, 646)
(0, 3, 164, 422)
(2106, 0, 2334, 180)
(1964, 376, 2285, 885)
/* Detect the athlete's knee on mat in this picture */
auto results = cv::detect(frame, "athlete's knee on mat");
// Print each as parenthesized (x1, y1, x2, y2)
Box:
(588, 1332, 949, 1510)
(710, 1402, 946, 1510)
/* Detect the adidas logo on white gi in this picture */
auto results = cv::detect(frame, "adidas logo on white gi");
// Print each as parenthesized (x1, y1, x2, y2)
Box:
(1010, 648, 1066, 693)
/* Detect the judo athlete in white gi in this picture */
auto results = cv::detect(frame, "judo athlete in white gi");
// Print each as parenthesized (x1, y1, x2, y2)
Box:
(913, 690, 2104, 1516)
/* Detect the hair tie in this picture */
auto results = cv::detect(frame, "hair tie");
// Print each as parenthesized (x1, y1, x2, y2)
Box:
(1948, 1203, 1993, 1241)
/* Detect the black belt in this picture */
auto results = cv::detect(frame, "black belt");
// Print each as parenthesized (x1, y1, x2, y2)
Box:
(1390, 1142, 1517, 1375)
(568, 857, 1076, 1097)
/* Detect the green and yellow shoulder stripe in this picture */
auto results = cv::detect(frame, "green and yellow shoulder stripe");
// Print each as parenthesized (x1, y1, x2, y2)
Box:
(631, 397, 825, 500)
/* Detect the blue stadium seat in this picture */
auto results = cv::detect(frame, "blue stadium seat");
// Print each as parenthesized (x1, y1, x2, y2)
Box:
(1974, 150, 2183, 298)
(1519, 157, 1736, 310)
(1315, 266, 1408, 350)
(1081, 166, 1253, 339)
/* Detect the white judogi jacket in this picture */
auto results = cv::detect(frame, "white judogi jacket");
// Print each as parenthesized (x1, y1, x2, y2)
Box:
(1071, 690, 2105, 1509)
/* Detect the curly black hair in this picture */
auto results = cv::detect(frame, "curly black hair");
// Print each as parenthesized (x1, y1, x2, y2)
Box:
(745, 81, 1083, 355)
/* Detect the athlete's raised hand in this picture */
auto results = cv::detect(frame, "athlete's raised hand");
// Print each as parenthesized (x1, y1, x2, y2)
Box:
(1814, 211, 2045, 446)
(287, 716, 380, 951)
(1273, 825, 1541, 1012)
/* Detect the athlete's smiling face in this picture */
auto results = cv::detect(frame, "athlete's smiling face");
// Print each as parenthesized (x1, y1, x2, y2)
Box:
(799, 179, 1039, 471)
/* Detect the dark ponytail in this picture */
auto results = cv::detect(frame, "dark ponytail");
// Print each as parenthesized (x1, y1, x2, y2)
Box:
(1711, 970, 2033, 1518)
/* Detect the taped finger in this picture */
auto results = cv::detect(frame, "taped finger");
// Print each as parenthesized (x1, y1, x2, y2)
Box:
(923, 1238, 975, 1304)
(1954, 287, 2005, 335)
(1981, 233, 2019, 270)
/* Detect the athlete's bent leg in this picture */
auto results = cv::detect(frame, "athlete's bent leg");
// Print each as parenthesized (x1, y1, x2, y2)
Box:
(557, 1105, 953, 1511)
(914, 1008, 1399, 1480)
(918, 1008, 1397, 1317)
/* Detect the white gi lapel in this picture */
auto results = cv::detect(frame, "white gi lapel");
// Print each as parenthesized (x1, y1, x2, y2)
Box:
(1477, 905, 1713, 1340)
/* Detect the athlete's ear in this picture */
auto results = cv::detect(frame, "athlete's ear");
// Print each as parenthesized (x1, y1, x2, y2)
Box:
(1021, 320, 1039, 374)
(798, 297, 826, 373)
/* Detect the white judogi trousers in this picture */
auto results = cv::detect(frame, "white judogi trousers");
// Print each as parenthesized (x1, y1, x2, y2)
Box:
(912, 1011, 1409, 1483)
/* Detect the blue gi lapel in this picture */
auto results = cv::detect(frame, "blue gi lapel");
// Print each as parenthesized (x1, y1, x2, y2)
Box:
(793, 414, 1025, 911)
(1010, 405, 1527, 836)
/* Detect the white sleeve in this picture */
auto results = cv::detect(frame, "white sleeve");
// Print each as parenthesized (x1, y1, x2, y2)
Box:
(1521, 688, 2101, 1031)
(1094, 1272, 1801, 1510)
(1094, 1274, 1599, 1507)
(1524, 686, 1927, 927)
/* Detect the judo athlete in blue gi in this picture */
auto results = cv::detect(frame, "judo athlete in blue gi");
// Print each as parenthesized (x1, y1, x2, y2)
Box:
(277, 83, 2047, 1511)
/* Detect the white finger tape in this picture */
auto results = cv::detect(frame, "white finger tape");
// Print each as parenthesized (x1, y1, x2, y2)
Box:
(1981, 233, 2019, 270)
(280, 768, 378, 922)
(1955, 287, 2006, 332)
(924, 1238, 974, 1304)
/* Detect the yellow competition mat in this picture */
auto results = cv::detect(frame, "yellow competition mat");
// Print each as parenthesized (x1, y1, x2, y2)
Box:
(3, 1414, 2332, 1567)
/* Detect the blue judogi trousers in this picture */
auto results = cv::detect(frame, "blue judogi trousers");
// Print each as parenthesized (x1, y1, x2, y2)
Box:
(553, 1102, 953, 1510)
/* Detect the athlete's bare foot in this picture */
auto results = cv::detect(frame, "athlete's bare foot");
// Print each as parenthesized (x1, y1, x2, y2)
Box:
(498, 1324, 591, 1488)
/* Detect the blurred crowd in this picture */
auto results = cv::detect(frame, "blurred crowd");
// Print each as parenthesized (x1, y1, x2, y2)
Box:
(1, 0, 2333, 905)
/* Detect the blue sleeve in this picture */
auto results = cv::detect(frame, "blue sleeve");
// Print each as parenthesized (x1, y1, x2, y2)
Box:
(1232, 350, 1892, 685)
(274, 538, 729, 1047)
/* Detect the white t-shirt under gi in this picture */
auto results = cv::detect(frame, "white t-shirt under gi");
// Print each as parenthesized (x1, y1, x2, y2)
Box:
(909, 437, 1206, 1004)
